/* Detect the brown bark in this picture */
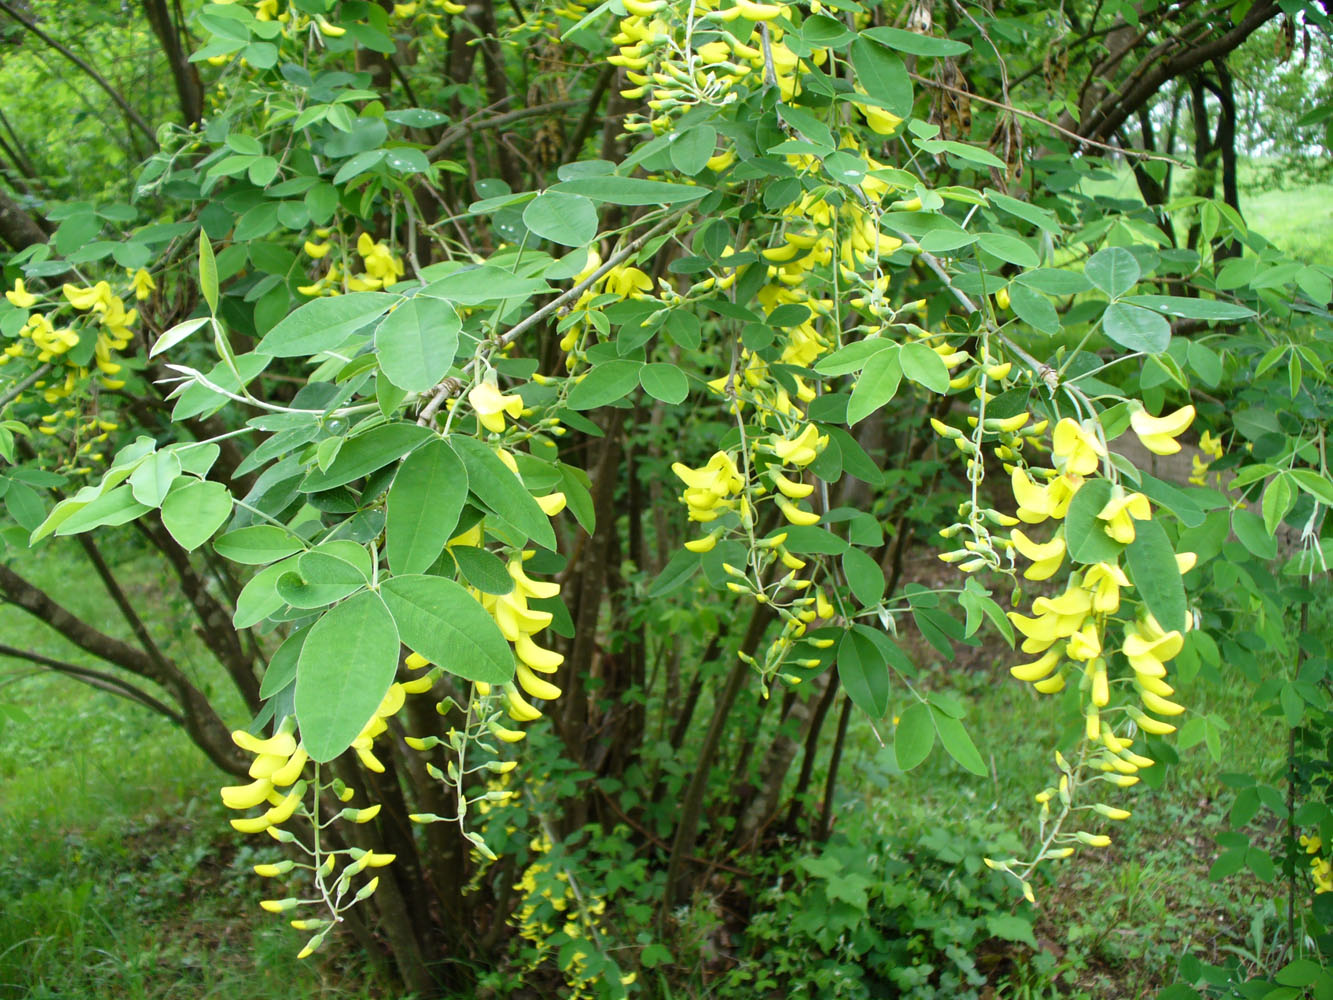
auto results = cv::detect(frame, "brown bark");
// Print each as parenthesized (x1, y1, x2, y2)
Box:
(141, 0, 202, 125)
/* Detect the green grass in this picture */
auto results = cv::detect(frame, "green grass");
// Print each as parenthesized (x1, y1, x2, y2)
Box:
(0, 536, 393, 1000)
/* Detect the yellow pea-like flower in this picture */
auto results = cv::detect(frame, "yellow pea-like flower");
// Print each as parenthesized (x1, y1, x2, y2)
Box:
(775, 496, 821, 526)
(1130, 404, 1195, 456)
(221, 778, 275, 810)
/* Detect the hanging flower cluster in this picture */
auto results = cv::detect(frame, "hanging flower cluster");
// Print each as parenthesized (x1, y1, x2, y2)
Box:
(299, 231, 405, 296)
(219, 688, 428, 959)
(931, 398, 1201, 895)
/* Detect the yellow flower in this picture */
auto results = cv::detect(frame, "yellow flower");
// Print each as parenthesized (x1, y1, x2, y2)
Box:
(1010, 528, 1065, 581)
(1011, 467, 1053, 523)
(1051, 418, 1104, 476)
(1083, 562, 1129, 614)
(1097, 489, 1151, 544)
(6, 279, 36, 308)
(468, 380, 524, 433)
(1130, 405, 1195, 456)
(1198, 430, 1224, 461)
(129, 268, 156, 301)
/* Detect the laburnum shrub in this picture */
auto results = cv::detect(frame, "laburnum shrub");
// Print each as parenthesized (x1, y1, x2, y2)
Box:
(2, 0, 1331, 994)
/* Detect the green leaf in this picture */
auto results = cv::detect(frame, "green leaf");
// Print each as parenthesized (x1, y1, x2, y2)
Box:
(1063, 479, 1123, 564)
(849, 37, 912, 118)
(1125, 518, 1186, 633)
(449, 436, 557, 550)
(894, 702, 934, 770)
(842, 546, 885, 606)
(1232, 509, 1277, 560)
(1102, 302, 1170, 354)
(199, 231, 218, 315)
(54, 486, 150, 535)
(977, 232, 1039, 268)
(669, 124, 717, 176)
(374, 295, 461, 392)
(1121, 294, 1254, 321)
(523, 191, 598, 247)
(256, 292, 397, 357)
(815, 338, 895, 377)
(295, 590, 400, 762)
(380, 574, 515, 684)
(1262, 474, 1296, 537)
(1014, 268, 1092, 295)
(986, 190, 1060, 233)
(986, 914, 1038, 949)
(150, 316, 213, 358)
(846, 347, 902, 425)
(333, 149, 387, 185)
(386, 439, 468, 576)
(1289, 469, 1333, 506)
(837, 630, 889, 719)
(552, 176, 707, 205)
(648, 547, 701, 598)
(129, 451, 181, 508)
(302, 423, 433, 492)
(450, 545, 514, 595)
(899, 340, 949, 393)
(639, 363, 688, 404)
(862, 26, 971, 57)
(259, 625, 308, 699)
(386, 107, 449, 127)
(932, 708, 987, 776)
(1007, 284, 1059, 334)
(777, 104, 834, 151)
(234, 557, 300, 629)
(567, 359, 643, 410)
(1085, 246, 1140, 299)
(161, 480, 232, 551)
(277, 550, 366, 609)
(214, 525, 305, 565)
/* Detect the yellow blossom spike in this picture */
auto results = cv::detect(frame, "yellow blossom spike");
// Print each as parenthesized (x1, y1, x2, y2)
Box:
(1011, 467, 1053, 524)
(535, 492, 566, 516)
(1138, 688, 1186, 716)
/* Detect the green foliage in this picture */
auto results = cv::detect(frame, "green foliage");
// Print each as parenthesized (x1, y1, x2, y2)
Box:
(721, 821, 1034, 999)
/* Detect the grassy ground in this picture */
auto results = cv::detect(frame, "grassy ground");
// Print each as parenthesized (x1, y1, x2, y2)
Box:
(828, 589, 1295, 1000)
(1081, 161, 1333, 264)
(0, 537, 390, 1000)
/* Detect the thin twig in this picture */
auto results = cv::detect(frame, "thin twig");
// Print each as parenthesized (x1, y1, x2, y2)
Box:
(417, 209, 688, 426)
(0, 641, 185, 724)
(0, 362, 51, 411)
(426, 98, 582, 163)
(907, 70, 1185, 163)
(0, 1, 156, 145)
